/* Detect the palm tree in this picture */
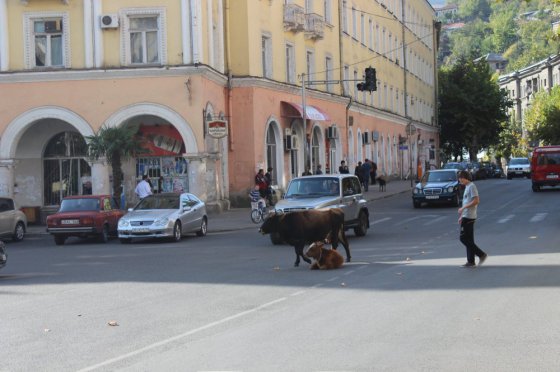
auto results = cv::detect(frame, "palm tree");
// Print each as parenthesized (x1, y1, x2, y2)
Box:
(86, 125, 146, 207)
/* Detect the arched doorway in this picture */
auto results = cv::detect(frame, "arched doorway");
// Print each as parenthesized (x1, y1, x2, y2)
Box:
(43, 132, 91, 205)
(266, 124, 278, 185)
(311, 126, 323, 174)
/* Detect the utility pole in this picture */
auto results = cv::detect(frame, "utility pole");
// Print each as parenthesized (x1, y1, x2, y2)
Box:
(301, 73, 308, 172)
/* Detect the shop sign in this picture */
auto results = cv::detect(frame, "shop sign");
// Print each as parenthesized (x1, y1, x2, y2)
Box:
(207, 120, 228, 139)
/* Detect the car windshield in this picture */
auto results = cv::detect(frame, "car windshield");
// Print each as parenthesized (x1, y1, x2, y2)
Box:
(136, 195, 180, 210)
(424, 171, 457, 183)
(536, 153, 560, 166)
(59, 198, 100, 212)
(285, 178, 340, 198)
(510, 158, 529, 165)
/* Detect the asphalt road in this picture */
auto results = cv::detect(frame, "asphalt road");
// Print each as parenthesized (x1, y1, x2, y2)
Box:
(2, 178, 560, 371)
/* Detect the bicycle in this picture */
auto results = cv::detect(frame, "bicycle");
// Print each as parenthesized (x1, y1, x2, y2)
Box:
(250, 199, 268, 224)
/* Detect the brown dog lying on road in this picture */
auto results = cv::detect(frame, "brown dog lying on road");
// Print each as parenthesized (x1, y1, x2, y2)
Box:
(305, 241, 344, 270)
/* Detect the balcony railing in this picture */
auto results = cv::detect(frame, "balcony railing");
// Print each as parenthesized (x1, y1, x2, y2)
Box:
(284, 4, 305, 32)
(305, 13, 325, 40)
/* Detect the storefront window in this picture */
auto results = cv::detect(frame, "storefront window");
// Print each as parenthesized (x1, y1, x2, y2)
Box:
(136, 156, 188, 193)
(43, 132, 91, 206)
(311, 128, 320, 173)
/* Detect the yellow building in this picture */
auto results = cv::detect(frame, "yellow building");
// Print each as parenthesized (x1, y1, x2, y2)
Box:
(0, 0, 230, 220)
(225, 0, 439, 204)
(0, 0, 439, 217)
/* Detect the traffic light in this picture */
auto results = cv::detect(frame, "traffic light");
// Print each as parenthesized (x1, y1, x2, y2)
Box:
(365, 67, 377, 92)
(356, 67, 377, 92)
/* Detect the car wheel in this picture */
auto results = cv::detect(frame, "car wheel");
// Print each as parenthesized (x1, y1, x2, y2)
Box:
(120, 238, 132, 244)
(98, 225, 109, 243)
(353, 211, 368, 237)
(413, 200, 421, 208)
(532, 184, 540, 192)
(507, 174, 512, 180)
(196, 217, 207, 237)
(172, 221, 182, 242)
(12, 222, 25, 242)
(270, 232, 283, 245)
(54, 235, 66, 246)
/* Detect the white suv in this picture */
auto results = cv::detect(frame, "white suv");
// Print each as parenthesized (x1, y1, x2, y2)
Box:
(506, 157, 531, 179)
(271, 174, 370, 244)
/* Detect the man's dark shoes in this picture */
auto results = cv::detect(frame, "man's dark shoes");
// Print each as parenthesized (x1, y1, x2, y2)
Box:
(478, 254, 488, 266)
(461, 262, 476, 268)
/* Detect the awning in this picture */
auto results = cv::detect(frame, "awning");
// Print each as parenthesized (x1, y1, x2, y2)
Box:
(281, 101, 331, 121)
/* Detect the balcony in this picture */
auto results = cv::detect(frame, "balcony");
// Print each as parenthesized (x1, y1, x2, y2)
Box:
(304, 13, 325, 40)
(283, 4, 305, 32)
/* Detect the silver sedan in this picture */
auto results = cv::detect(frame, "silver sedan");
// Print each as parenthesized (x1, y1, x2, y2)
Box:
(118, 193, 207, 243)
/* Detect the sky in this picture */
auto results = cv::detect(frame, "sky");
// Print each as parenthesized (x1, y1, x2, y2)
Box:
(429, 0, 447, 7)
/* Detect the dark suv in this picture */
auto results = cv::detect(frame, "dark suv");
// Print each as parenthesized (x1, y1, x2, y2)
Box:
(271, 174, 370, 244)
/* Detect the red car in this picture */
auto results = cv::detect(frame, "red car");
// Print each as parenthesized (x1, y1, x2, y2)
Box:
(46, 195, 124, 245)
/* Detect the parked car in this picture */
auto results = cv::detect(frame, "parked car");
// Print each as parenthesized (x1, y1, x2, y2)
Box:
(271, 174, 370, 244)
(0, 240, 7, 269)
(531, 146, 560, 192)
(118, 192, 207, 243)
(0, 197, 27, 242)
(506, 157, 531, 179)
(489, 162, 504, 178)
(412, 169, 463, 208)
(442, 162, 466, 174)
(46, 195, 125, 245)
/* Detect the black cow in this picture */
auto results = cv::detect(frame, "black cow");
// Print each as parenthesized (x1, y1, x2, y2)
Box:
(259, 208, 350, 267)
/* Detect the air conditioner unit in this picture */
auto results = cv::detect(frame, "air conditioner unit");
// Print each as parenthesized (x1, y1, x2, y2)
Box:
(362, 132, 370, 144)
(100, 14, 119, 29)
(327, 126, 338, 139)
(284, 135, 292, 150)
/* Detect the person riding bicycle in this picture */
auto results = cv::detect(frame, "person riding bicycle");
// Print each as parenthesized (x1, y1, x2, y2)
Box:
(249, 185, 266, 210)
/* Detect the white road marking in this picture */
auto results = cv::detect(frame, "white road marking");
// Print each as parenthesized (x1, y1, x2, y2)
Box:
(498, 214, 515, 224)
(77, 297, 287, 372)
(343, 270, 355, 275)
(326, 276, 340, 282)
(290, 290, 306, 297)
(371, 217, 391, 225)
(530, 213, 547, 222)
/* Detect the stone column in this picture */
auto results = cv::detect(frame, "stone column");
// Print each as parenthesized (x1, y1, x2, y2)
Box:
(0, 159, 15, 197)
(90, 159, 111, 195)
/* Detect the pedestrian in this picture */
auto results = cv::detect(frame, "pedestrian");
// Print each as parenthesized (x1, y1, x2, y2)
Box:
(354, 161, 363, 185)
(339, 160, 349, 174)
(370, 160, 378, 185)
(361, 159, 372, 191)
(315, 164, 323, 175)
(302, 167, 312, 176)
(255, 169, 268, 198)
(457, 170, 488, 268)
(135, 174, 152, 199)
(264, 167, 274, 205)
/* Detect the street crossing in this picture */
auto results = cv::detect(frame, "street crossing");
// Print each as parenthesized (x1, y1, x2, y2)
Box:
(371, 212, 552, 227)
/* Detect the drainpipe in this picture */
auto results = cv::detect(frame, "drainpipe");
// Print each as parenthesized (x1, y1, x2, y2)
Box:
(224, 0, 234, 151)
(0, 0, 9, 71)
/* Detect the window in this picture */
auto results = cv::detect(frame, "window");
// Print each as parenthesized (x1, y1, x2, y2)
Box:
(306, 50, 315, 80)
(343, 65, 350, 95)
(352, 7, 357, 38)
(262, 34, 273, 78)
(122, 8, 166, 66)
(342, 1, 348, 32)
(24, 13, 70, 69)
(325, 56, 333, 92)
(324, 0, 332, 24)
(360, 14, 365, 44)
(266, 126, 277, 185)
(286, 43, 295, 83)
(354, 70, 358, 98)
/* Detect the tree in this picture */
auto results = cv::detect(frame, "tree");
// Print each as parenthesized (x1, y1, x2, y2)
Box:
(439, 58, 512, 160)
(524, 86, 560, 145)
(86, 125, 147, 206)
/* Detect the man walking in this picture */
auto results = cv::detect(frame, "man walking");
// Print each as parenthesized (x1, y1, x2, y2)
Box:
(361, 159, 372, 192)
(457, 170, 487, 268)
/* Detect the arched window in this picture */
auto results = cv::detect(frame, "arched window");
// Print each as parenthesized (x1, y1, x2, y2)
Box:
(43, 132, 91, 205)
(311, 127, 321, 173)
(266, 125, 277, 185)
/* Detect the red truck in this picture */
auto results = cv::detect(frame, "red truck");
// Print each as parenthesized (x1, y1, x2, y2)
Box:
(531, 146, 560, 192)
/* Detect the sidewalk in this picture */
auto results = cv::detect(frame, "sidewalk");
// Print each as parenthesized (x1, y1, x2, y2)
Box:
(26, 179, 413, 236)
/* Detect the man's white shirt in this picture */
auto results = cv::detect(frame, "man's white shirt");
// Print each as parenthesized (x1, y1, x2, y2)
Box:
(135, 180, 152, 199)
